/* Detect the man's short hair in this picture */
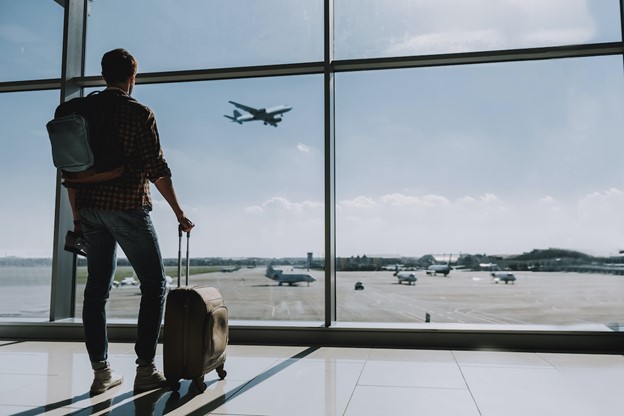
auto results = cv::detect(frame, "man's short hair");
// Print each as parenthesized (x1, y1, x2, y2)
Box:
(101, 48, 138, 84)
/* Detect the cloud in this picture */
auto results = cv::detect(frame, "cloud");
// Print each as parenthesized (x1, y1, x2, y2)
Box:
(521, 28, 595, 45)
(480, 193, 499, 203)
(578, 188, 624, 223)
(380, 193, 449, 207)
(380, 0, 596, 56)
(150, 196, 325, 258)
(387, 29, 505, 55)
(245, 196, 323, 214)
(537, 195, 562, 212)
(151, 188, 624, 257)
(339, 196, 376, 208)
(336, 188, 624, 256)
(244, 205, 264, 214)
(297, 143, 310, 153)
(458, 196, 476, 203)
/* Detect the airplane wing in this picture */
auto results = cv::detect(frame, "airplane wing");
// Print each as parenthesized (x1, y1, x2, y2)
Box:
(229, 101, 262, 116)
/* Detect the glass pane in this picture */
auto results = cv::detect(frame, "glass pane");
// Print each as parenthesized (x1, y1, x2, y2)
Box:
(75, 75, 325, 322)
(0, 90, 59, 319)
(0, 0, 64, 82)
(335, 0, 621, 59)
(336, 56, 624, 327)
(85, 0, 323, 75)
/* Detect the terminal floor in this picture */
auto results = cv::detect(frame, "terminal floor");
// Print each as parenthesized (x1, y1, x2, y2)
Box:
(0, 340, 623, 415)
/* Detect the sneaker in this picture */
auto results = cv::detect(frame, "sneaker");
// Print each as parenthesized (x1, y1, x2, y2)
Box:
(90, 362, 123, 395)
(134, 362, 168, 392)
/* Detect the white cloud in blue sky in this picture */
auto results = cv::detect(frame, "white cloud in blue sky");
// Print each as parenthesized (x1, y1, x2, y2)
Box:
(335, 0, 618, 58)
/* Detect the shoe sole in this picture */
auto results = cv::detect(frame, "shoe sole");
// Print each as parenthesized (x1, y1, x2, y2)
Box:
(133, 380, 169, 393)
(90, 377, 123, 395)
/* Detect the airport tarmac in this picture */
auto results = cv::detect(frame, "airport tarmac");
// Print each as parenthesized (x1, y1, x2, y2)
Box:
(73, 267, 624, 327)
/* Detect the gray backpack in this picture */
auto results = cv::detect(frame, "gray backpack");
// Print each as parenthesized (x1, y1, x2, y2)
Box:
(46, 91, 125, 184)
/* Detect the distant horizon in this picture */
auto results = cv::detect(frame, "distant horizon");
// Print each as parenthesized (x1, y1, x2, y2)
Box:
(1, 245, 622, 262)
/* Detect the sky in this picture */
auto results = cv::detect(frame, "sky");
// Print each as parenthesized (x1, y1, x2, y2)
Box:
(1, 0, 623, 259)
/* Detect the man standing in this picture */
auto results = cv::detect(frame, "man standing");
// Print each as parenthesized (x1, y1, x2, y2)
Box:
(69, 48, 194, 395)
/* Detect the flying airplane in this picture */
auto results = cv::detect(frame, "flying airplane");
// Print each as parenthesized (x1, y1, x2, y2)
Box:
(224, 101, 293, 127)
(392, 265, 417, 285)
(265, 265, 316, 286)
(426, 254, 452, 276)
(491, 272, 517, 284)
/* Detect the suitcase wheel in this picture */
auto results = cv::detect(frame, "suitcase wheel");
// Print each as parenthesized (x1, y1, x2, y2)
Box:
(216, 365, 227, 380)
(193, 377, 207, 393)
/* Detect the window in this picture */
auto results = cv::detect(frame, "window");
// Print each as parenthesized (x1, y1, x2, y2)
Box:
(0, 1, 64, 82)
(335, 56, 624, 326)
(334, 0, 621, 59)
(0, 90, 59, 320)
(2, 2, 623, 345)
(85, 0, 324, 75)
(75, 76, 326, 322)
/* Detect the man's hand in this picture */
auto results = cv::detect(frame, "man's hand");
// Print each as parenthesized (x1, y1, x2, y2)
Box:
(178, 216, 194, 233)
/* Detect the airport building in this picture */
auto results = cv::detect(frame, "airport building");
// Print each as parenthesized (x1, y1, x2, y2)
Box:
(1, 1, 623, 413)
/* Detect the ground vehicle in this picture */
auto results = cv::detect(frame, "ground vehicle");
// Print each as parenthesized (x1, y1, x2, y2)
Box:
(491, 272, 516, 284)
(112, 276, 138, 287)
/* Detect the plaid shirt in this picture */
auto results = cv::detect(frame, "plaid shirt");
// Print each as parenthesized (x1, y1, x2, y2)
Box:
(75, 88, 171, 211)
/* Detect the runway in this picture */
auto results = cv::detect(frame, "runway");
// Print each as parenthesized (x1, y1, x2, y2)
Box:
(73, 267, 624, 327)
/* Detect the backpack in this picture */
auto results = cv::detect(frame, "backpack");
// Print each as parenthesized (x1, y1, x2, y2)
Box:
(46, 91, 126, 184)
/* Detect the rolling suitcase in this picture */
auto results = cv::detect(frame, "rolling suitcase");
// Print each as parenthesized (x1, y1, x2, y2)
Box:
(163, 227, 228, 392)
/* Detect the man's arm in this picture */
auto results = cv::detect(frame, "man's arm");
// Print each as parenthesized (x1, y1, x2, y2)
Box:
(153, 176, 194, 232)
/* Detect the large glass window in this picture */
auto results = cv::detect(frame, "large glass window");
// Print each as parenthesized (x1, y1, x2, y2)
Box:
(3, 1, 623, 338)
(334, 0, 622, 60)
(74, 76, 326, 322)
(0, 0, 64, 82)
(335, 56, 624, 326)
(85, 0, 324, 75)
(0, 90, 59, 320)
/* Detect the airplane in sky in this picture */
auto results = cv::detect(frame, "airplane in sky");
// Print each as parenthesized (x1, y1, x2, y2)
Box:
(224, 101, 293, 127)
(393, 265, 417, 285)
(491, 272, 517, 284)
(265, 265, 316, 286)
(426, 254, 453, 276)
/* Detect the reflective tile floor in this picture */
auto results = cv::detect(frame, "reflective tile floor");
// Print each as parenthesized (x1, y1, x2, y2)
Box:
(0, 340, 623, 415)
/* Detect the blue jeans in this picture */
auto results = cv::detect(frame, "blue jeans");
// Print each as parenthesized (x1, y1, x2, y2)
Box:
(80, 207, 166, 364)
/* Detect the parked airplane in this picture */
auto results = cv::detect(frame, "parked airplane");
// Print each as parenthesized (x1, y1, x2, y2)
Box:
(426, 254, 452, 276)
(224, 101, 293, 127)
(265, 265, 315, 286)
(491, 272, 516, 284)
(393, 265, 417, 285)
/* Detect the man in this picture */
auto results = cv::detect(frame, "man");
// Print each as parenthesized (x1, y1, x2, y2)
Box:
(69, 48, 194, 395)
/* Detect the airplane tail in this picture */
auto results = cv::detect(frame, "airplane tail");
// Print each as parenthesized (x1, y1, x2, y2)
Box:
(224, 109, 243, 124)
(265, 265, 280, 279)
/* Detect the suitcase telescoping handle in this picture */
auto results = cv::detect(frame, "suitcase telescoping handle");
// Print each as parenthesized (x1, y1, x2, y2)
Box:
(177, 225, 190, 287)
